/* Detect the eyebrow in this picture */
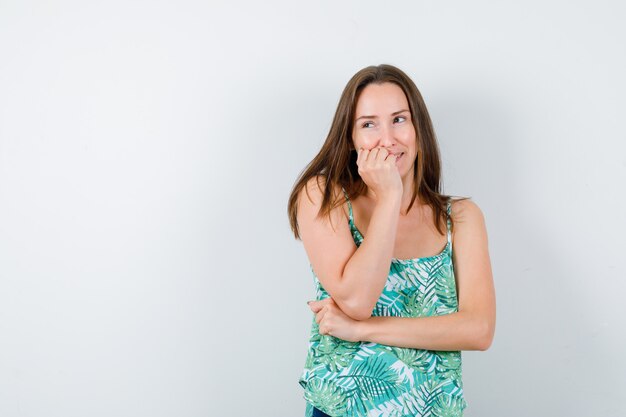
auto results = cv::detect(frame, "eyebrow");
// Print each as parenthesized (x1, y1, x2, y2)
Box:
(355, 109, 410, 122)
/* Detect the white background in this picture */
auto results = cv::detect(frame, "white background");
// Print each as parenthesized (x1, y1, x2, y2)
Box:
(1, 1, 624, 416)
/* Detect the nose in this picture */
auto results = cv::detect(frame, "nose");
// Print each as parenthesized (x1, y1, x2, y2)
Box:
(378, 122, 397, 148)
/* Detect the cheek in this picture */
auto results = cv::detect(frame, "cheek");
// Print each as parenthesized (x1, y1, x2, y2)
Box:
(400, 124, 416, 136)
(352, 134, 367, 148)
(399, 127, 417, 144)
(354, 130, 379, 145)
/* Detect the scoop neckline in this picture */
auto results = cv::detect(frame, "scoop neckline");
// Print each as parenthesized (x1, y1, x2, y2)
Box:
(350, 222, 450, 264)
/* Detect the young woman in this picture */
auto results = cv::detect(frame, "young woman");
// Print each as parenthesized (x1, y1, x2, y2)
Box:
(287, 64, 496, 417)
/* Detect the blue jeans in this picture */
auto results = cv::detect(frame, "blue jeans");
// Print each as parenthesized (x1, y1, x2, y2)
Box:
(312, 406, 331, 417)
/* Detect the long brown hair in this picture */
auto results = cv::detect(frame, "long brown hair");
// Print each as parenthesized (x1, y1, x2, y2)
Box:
(287, 64, 470, 240)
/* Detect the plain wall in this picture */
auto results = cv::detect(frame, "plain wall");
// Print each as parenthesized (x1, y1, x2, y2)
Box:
(1, 1, 624, 416)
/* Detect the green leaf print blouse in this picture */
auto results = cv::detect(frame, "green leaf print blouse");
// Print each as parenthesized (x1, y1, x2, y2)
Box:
(298, 188, 468, 417)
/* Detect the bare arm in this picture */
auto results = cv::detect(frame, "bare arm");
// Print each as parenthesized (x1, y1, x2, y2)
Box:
(357, 313, 487, 350)
(310, 198, 496, 350)
(297, 176, 402, 321)
(342, 195, 402, 318)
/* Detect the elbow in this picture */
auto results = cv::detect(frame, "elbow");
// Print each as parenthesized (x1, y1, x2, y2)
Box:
(340, 297, 374, 321)
(475, 320, 495, 351)
(351, 310, 373, 321)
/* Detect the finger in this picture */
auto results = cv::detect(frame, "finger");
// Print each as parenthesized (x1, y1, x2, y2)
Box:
(325, 299, 339, 310)
(309, 301, 323, 313)
(358, 147, 369, 165)
(382, 149, 396, 165)
(370, 147, 381, 162)
(377, 147, 391, 165)
(315, 305, 328, 324)
(318, 310, 331, 335)
(377, 147, 390, 162)
(309, 298, 332, 312)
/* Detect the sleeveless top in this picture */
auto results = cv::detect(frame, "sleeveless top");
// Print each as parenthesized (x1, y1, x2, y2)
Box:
(298, 187, 468, 417)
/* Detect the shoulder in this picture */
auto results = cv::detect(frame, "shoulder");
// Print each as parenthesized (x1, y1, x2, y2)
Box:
(450, 197, 488, 240)
(298, 176, 347, 221)
(301, 175, 328, 198)
(450, 197, 483, 220)
(299, 175, 342, 205)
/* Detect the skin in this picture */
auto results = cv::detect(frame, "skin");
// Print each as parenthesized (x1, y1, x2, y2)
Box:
(307, 82, 496, 351)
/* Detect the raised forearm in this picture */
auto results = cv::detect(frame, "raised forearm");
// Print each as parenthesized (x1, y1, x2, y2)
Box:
(340, 195, 402, 320)
(357, 311, 489, 351)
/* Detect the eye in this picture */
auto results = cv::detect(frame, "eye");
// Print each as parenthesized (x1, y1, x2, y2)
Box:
(362, 121, 374, 128)
(394, 116, 407, 123)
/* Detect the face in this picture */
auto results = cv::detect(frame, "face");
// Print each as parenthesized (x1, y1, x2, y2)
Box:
(351, 82, 416, 177)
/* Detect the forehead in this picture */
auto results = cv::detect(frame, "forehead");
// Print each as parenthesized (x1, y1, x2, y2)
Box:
(354, 82, 408, 114)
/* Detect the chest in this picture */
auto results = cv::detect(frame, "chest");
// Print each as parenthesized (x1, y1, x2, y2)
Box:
(350, 199, 448, 260)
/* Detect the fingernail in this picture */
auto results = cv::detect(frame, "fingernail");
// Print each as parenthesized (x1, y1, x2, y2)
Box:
(307, 301, 312, 305)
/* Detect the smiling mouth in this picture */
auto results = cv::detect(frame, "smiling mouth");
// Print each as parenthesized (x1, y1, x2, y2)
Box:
(395, 153, 404, 162)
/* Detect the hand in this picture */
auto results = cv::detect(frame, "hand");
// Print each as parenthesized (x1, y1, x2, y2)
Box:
(308, 297, 363, 343)
(356, 146, 403, 200)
